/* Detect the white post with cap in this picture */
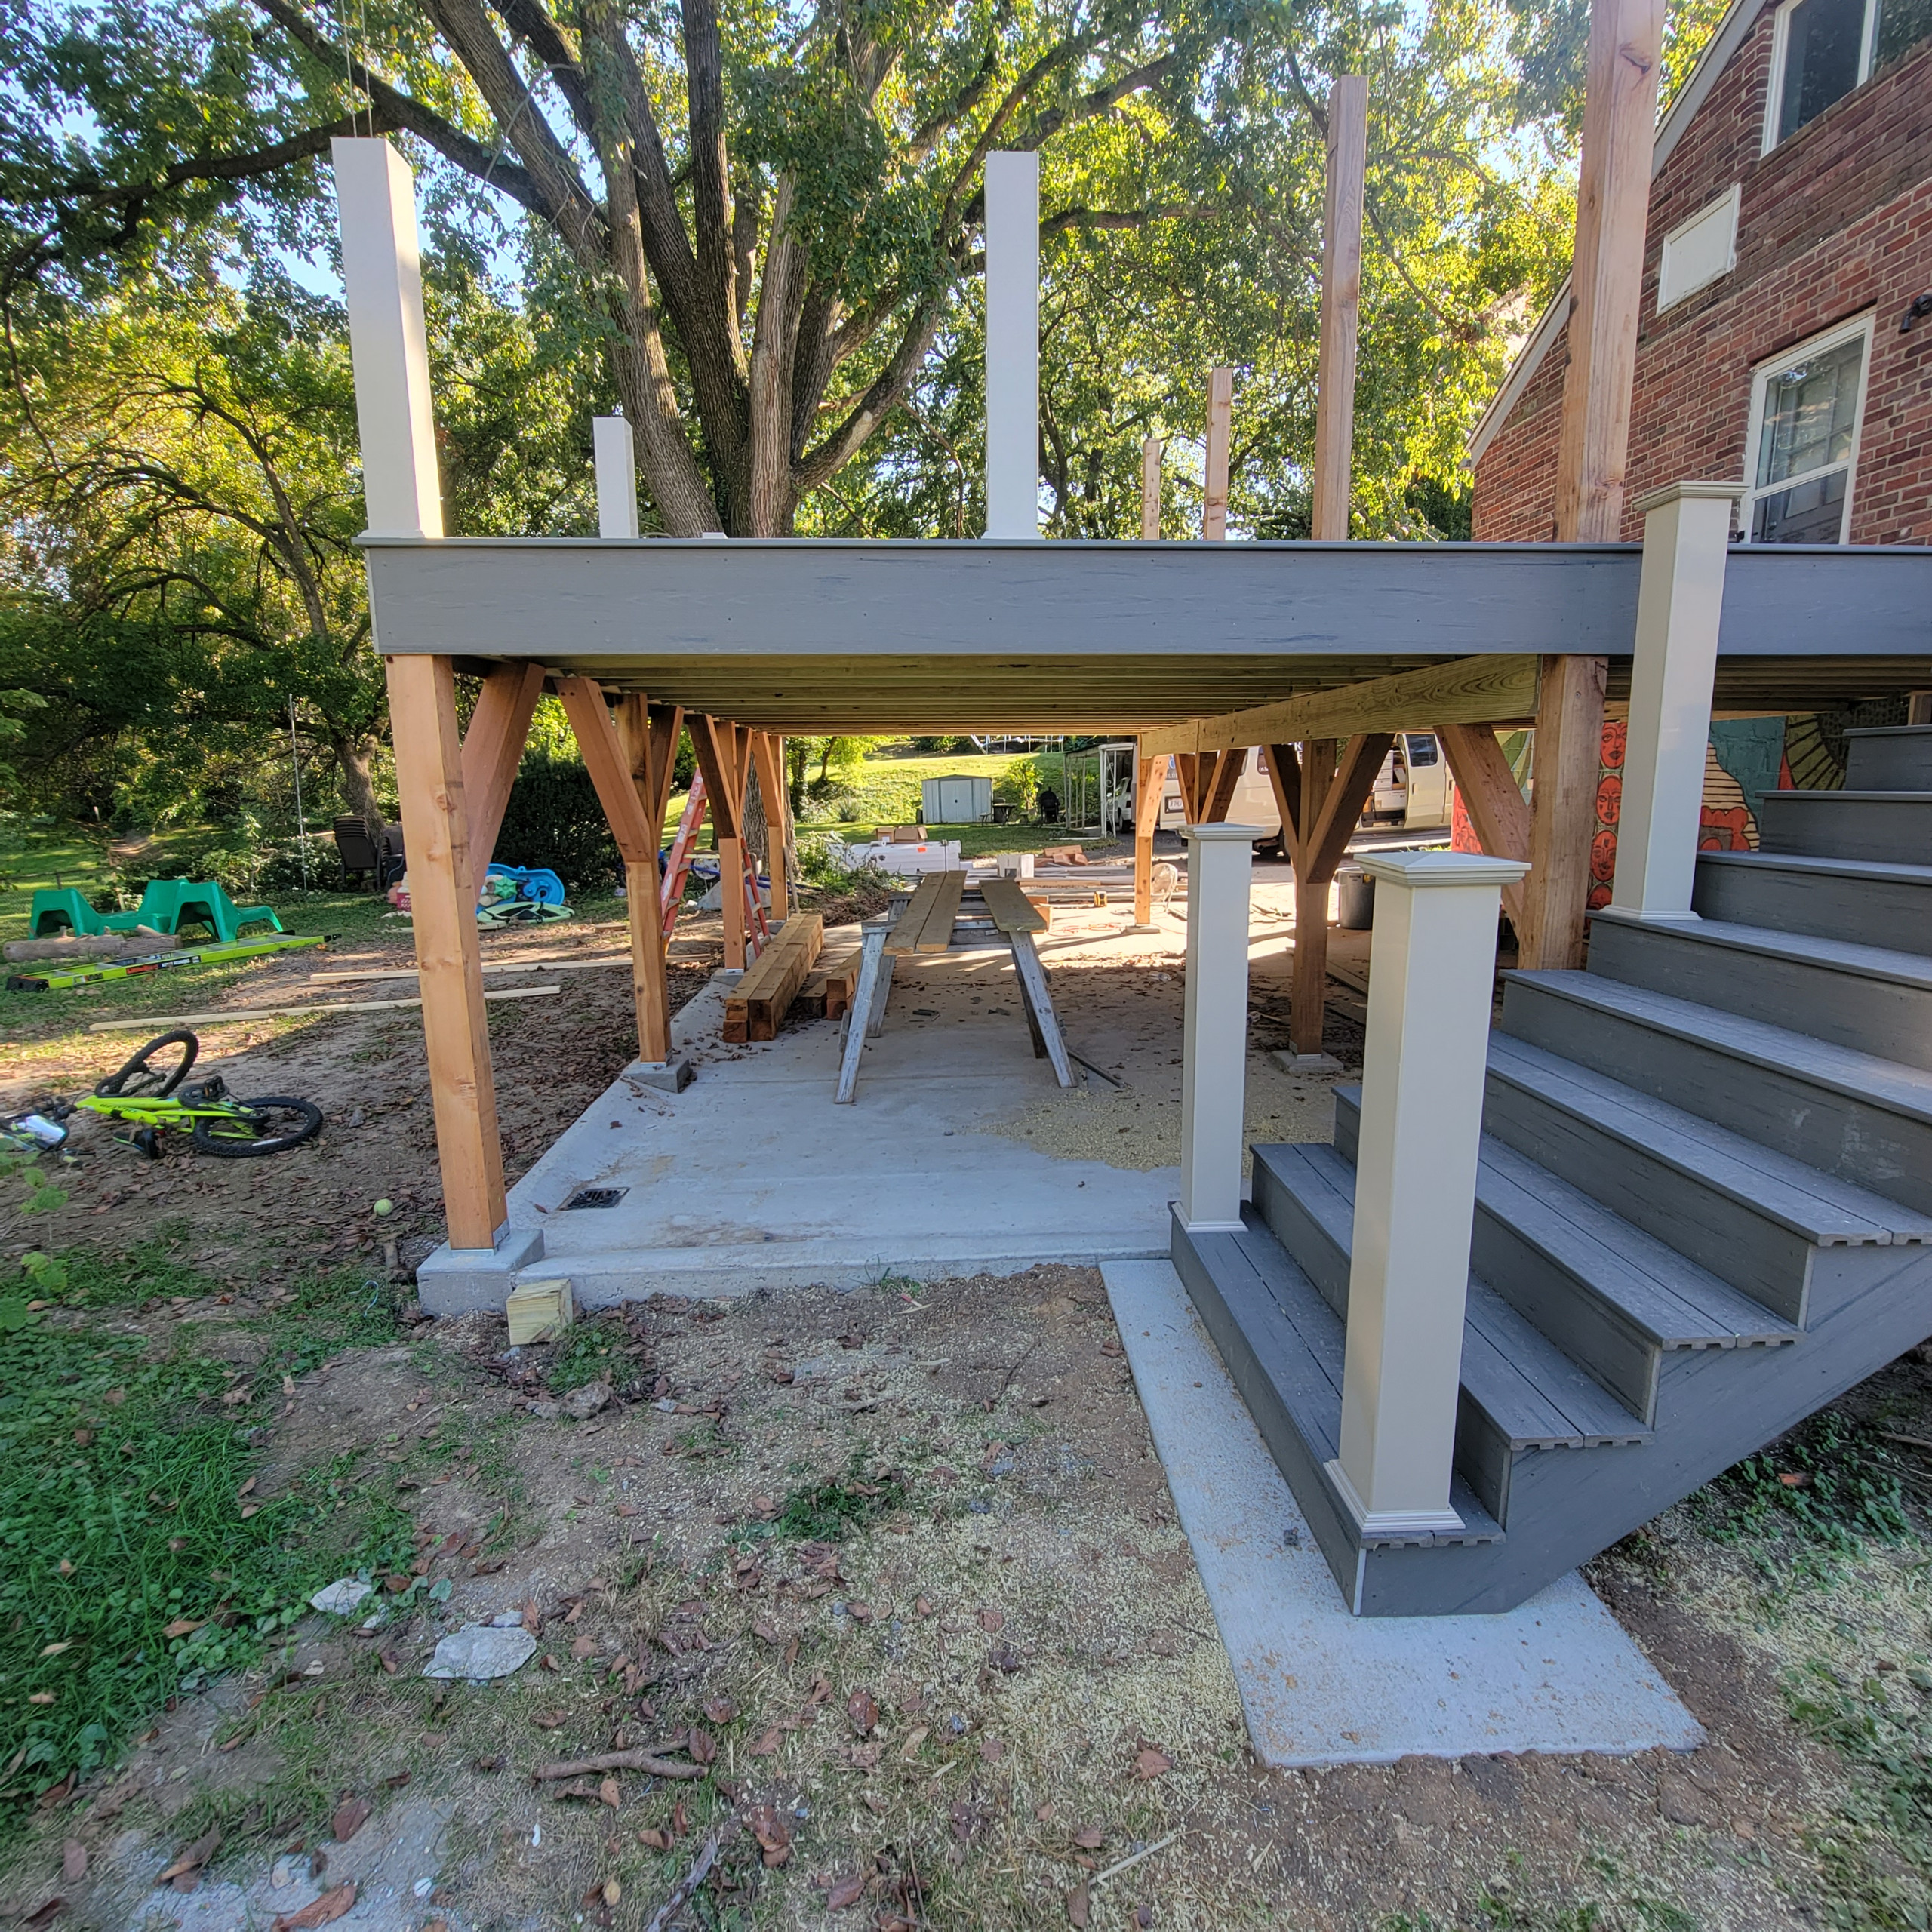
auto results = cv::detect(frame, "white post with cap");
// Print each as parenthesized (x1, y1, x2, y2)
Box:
(1609, 480, 1742, 921)
(1327, 849, 1529, 1539)
(1177, 823, 1264, 1232)
(594, 415, 641, 539)
(983, 150, 1040, 540)
(331, 138, 442, 540)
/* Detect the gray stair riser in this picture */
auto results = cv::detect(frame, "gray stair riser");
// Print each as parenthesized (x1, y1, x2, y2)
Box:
(1347, 1241, 1932, 1614)
(1758, 792, 1932, 864)
(1500, 978, 1932, 1218)
(1251, 1157, 1349, 1317)
(1168, 1217, 1368, 1611)
(1691, 857, 1932, 957)
(1586, 917, 1932, 1072)
(1481, 1066, 1817, 1321)
(1846, 728, 1932, 792)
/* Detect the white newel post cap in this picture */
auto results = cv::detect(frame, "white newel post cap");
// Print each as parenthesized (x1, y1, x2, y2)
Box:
(1182, 823, 1269, 844)
(1358, 850, 1529, 891)
(1631, 479, 1744, 514)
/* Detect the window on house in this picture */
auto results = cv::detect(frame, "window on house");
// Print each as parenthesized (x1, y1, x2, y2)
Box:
(1767, 0, 1931, 146)
(1743, 319, 1872, 543)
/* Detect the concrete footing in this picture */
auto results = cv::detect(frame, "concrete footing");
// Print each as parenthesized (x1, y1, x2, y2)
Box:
(1101, 1259, 1704, 1765)
(416, 1223, 546, 1316)
(623, 1057, 695, 1094)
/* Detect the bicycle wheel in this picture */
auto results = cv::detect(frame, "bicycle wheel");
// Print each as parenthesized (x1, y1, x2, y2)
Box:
(190, 1097, 324, 1158)
(94, 1029, 198, 1099)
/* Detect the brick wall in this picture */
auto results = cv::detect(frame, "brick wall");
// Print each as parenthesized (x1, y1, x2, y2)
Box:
(1472, 20, 1932, 543)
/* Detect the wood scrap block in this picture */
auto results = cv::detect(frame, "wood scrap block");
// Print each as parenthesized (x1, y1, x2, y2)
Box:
(816, 947, 861, 1021)
(722, 912, 824, 1041)
(506, 1278, 574, 1345)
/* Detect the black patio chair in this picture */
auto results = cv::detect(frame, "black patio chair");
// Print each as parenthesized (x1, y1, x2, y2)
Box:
(334, 816, 380, 890)
(377, 822, 406, 891)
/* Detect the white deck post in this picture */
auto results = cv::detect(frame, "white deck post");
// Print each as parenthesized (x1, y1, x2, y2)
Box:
(1328, 851, 1528, 1538)
(594, 414, 641, 538)
(1609, 481, 1741, 920)
(1178, 823, 1264, 1231)
(984, 151, 1039, 539)
(331, 138, 442, 540)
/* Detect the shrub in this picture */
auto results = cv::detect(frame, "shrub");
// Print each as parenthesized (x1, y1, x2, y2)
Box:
(493, 750, 620, 895)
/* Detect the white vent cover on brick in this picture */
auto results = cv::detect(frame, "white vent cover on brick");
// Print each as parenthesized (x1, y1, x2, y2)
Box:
(1657, 186, 1741, 313)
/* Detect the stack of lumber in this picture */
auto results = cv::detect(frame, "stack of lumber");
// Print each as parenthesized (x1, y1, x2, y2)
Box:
(795, 946, 862, 1022)
(722, 914, 824, 1041)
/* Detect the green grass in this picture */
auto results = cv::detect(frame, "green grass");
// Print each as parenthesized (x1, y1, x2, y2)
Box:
(1687, 1408, 1913, 1558)
(769, 1452, 909, 1543)
(0, 1247, 415, 1817)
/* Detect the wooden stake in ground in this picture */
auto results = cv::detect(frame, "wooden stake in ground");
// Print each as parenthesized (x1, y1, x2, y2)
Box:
(1521, 0, 1663, 971)
(1202, 369, 1233, 540)
(1140, 438, 1163, 540)
(1312, 75, 1367, 545)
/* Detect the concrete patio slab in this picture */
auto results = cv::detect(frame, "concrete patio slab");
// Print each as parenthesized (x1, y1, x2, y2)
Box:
(1102, 1258, 1706, 1767)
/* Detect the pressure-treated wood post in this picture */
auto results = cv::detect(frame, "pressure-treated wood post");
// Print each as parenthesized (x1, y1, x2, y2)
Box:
(1140, 438, 1163, 539)
(1435, 722, 1531, 937)
(1289, 739, 1336, 1054)
(594, 414, 641, 538)
(1521, 0, 1663, 971)
(1610, 482, 1740, 920)
(1132, 750, 1166, 929)
(1202, 368, 1233, 540)
(386, 653, 508, 1249)
(752, 733, 792, 922)
(1177, 823, 1263, 1231)
(461, 661, 544, 899)
(1327, 851, 1528, 1540)
(1312, 75, 1367, 543)
(984, 151, 1040, 540)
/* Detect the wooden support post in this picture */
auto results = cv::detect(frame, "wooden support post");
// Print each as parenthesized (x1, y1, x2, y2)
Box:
(1289, 739, 1335, 1055)
(688, 716, 750, 967)
(751, 732, 791, 921)
(1435, 723, 1531, 936)
(1312, 75, 1368, 544)
(1522, 0, 1664, 971)
(1202, 368, 1233, 540)
(1328, 851, 1528, 1538)
(460, 660, 545, 898)
(555, 676, 674, 1064)
(1133, 751, 1166, 926)
(386, 653, 506, 1249)
(1203, 747, 1246, 823)
(1140, 438, 1163, 539)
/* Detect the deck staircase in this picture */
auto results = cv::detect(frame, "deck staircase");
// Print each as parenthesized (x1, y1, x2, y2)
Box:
(1174, 724, 1932, 1616)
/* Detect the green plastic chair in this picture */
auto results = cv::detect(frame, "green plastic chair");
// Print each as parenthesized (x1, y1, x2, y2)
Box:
(28, 888, 109, 938)
(101, 880, 285, 943)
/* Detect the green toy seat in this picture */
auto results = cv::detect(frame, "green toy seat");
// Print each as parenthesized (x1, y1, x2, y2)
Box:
(104, 880, 285, 943)
(28, 888, 109, 938)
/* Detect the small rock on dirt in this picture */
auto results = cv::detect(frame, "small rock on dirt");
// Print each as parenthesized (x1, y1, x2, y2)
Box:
(309, 1579, 374, 1616)
(564, 1380, 611, 1419)
(423, 1624, 539, 1681)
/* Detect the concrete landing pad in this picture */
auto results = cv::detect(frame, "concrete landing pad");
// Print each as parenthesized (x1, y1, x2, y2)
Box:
(1102, 1259, 1705, 1767)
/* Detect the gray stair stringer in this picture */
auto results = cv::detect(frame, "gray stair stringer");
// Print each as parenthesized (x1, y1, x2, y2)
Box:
(1174, 1179, 1932, 1616)
(1845, 725, 1932, 791)
(1330, 1085, 1799, 1424)
(1692, 851, 1932, 958)
(1583, 912, 1932, 1072)
(1499, 970, 1932, 1217)
(1758, 790, 1932, 863)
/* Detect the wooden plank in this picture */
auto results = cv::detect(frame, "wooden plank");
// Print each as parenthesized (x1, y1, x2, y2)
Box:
(977, 875, 1048, 934)
(460, 659, 545, 897)
(385, 652, 506, 1250)
(1437, 721, 1531, 935)
(1140, 656, 1539, 758)
(1264, 744, 1306, 873)
(914, 871, 967, 952)
(312, 955, 630, 983)
(1140, 438, 1162, 540)
(751, 732, 792, 922)
(723, 912, 824, 1041)
(87, 985, 562, 1031)
(1009, 930, 1075, 1087)
(1203, 368, 1232, 540)
(885, 873, 951, 955)
(1289, 738, 1336, 1055)
(1133, 751, 1167, 925)
(1518, 653, 1606, 970)
(1307, 733, 1395, 883)
(1312, 75, 1367, 543)
(1203, 746, 1246, 823)
(818, 948, 862, 1022)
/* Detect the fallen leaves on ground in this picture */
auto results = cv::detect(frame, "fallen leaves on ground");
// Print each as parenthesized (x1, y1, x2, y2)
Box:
(847, 1687, 878, 1736)
(156, 1828, 221, 1893)
(272, 1884, 355, 1930)
(749, 1804, 792, 1866)
(1133, 1746, 1173, 1780)
(824, 1873, 866, 1909)
(1066, 1881, 1091, 1927)
(330, 1797, 371, 1842)
(60, 1841, 85, 1882)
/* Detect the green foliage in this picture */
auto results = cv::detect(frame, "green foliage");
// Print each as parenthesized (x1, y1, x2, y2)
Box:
(0, 1254, 410, 1813)
(492, 748, 621, 895)
(772, 1455, 909, 1543)
(1688, 1410, 1913, 1555)
(546, 1317, 627, 1395)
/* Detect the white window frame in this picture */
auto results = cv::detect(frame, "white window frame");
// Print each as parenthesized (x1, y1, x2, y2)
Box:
(1657, 185, 1741, 312)
(1740, 312, 1875, 545)
(1762, 0, 1881, 152)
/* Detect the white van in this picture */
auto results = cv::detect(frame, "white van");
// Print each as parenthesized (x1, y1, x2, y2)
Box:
(1150, 735, 1452, 845)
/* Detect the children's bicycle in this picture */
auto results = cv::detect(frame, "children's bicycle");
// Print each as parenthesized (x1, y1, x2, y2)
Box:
(75, 1029, 325, 1159)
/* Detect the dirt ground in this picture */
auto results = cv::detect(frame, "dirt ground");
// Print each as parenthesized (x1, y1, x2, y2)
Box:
(2, 887, 1929, 1930)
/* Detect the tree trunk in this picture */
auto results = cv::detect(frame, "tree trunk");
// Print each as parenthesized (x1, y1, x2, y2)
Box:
(333, 733, 384, 830)
(742, 759, 769, 878)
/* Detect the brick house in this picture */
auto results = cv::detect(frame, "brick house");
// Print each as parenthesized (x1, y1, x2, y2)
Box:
(1469, 0, 1932, 546)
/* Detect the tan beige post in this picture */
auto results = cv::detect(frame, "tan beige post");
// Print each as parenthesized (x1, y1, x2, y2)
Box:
(1521, 0, 1663, 970)
(1312, 75, 1367, 544)
(1202, 368, 1232, 539)
(1140, 438, 1163, 539)
(387, 653, 508, 1251)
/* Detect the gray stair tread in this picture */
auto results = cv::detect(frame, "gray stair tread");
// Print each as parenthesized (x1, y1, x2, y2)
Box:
(1512, 969, 1932, 1123)
(1589, 914, 1932, 991)
(1488, 1032, 1932, 1247)
(1254, 1143, 1647, 1449)
(1475, 1136, 1800, 1347)
(1696, 850, 1932, 889)
(1186, 1210, 1504, 1546)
